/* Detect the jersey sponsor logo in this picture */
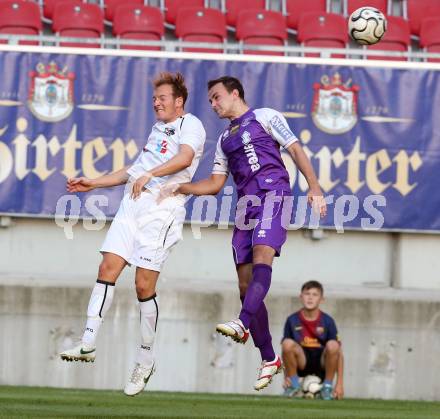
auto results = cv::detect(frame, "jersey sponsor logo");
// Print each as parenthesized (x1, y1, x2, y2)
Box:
(241, 131, 260, 172)
(241, 117, 252, 127)
(241, 131, 251, 145)
(164, 127, 175, 136)
(270, 115, 295, 144)
(156, 139, 168, 154)
(244, 143, 260, 172)
(301, 336, 321, 348)
(257, 229, 266, 238)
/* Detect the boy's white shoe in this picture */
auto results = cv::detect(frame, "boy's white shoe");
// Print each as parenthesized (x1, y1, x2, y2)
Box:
(60, 344, 96, 362)
(124, 362, 155, 396)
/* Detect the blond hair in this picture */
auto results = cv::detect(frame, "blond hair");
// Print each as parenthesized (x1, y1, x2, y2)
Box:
(153, 72, 188, 107)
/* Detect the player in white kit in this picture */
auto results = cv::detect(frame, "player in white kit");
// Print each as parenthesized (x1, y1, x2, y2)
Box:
(59, 72, 206, 396)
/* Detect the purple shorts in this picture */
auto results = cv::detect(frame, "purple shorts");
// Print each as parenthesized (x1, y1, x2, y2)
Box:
(232, 190, 289, 265)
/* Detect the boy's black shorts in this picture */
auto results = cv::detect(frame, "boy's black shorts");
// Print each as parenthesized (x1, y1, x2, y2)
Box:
(298, 348, 325, 380)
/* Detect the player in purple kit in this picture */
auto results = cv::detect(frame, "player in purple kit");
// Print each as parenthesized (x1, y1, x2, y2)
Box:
(162, 76, 326, 391)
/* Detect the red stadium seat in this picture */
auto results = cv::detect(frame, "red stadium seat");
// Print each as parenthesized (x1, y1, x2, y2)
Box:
(0, 0, 42, 45)
(44, 0, 84, 21)
(236, 10, 287, 56)
(285, 0, 327, 32)
(225, 0, 265, 27)
(367, 16, 410, 61)
(406, 0, 440, 37)
(164, 0, 204, 25)
(345, 0, 388, 17)
(297, 12, 348, 58)
(419, 16, 440, 62)
(175, 7, 226, 53)
(113, 4, 164, 50)
(103, 0, 143, 22)
(53, 2, 104, 48)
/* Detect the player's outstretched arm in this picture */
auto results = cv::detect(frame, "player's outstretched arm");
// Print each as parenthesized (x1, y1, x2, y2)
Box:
(66, 166, 131, 193)
(179, 174, 228, 196)
(286, 142, 327, 218)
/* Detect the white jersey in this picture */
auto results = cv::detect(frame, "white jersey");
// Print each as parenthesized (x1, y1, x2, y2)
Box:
(127, 113, 206, 190)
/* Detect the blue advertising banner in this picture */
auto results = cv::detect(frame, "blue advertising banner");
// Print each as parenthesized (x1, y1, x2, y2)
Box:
(0, 50, 438, 231)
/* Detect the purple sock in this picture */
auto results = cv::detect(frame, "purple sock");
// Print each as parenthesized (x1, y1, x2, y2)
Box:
(239, 264, 272, 329)
(240, 295, 275, 362)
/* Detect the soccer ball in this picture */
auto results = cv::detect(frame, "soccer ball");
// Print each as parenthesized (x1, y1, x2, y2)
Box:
(348, 7, 387, 45)
(302, 375, 322, 399)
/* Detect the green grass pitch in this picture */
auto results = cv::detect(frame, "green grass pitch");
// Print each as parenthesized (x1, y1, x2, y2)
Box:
(1, 386, 439, 419)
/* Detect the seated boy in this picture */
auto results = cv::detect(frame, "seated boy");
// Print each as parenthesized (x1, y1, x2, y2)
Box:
(281, 280, 344, 400)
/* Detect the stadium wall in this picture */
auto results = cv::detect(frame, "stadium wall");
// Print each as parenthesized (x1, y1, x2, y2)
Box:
(1, 220, 440, 400)
(1, 219, 440, 290)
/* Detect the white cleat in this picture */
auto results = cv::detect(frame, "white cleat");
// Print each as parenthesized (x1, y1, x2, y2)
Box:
(60, 344, 96, 363)
(216, 318, 250, 344)
(124, 362, 155, 396)
(254, 355, 283, 391)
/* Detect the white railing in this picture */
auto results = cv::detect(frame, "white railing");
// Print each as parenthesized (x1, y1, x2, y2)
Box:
(1, 34, 440, 62)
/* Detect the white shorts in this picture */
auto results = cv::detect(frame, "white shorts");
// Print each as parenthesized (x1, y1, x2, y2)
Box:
(100, 191, 186, 272)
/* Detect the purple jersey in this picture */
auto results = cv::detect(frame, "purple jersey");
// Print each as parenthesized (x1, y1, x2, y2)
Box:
(212, 108, 298, 197)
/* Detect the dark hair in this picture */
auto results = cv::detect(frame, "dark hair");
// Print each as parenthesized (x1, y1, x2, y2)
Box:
(153, 72, 188, 106)
(301, 280, 324, 295)
(207, 76, 245, 101)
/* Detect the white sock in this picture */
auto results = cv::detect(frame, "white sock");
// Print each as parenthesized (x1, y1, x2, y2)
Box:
(135, 294, 159, 367)
(82, 280, 115, 347)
